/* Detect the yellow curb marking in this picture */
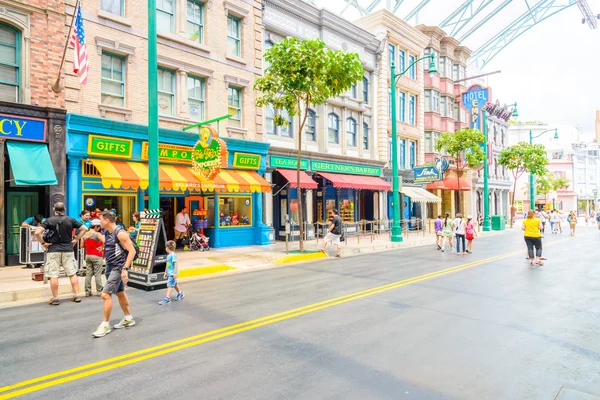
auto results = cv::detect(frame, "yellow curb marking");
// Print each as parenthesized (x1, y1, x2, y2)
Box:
(178, 265, 235, 278)
(273, 252, 327, 264)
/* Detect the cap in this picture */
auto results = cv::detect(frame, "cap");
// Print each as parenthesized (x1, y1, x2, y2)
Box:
(467, 215, 473, 219)
(91, 219, 101, 227)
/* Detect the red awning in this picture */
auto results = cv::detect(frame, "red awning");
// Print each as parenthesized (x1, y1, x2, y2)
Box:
(316, 172, 392, 191)
(276, 168, 318, 189)
(426, 178, 471, 191)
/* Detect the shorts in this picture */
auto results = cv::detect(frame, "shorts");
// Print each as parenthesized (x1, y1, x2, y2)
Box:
(324, 232, 341, 245)
(435, 231, 443, 236)
(45, 252, 77, 278)
(103, 268, 125, 294)
(174, 231, 187, 240)
(167, 275, 177, 288)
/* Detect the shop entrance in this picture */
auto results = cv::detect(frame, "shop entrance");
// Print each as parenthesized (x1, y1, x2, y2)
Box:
(7, 192, 39, 257)
(160, 197, 176, 241)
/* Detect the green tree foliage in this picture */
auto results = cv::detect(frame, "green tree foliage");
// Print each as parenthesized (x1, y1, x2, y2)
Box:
(537, 174, 570, 207)
(498, 142, 548, 226)
(434, 128, 486, 213)
(254, 37, 364, 251)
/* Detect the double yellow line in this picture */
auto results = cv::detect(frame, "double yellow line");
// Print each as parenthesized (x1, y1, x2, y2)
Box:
(0, 249, 525, 399)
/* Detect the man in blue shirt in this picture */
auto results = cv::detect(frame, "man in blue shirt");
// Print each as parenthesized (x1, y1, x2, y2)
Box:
(77, 210, 92, 230)
(22, 215, 44, 228)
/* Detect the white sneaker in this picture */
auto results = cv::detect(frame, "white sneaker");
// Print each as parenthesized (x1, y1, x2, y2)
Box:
(92, 324, 111, 338)
(114, 318, 136, 329)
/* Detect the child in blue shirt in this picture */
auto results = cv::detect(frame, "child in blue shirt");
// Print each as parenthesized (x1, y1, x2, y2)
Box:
(159, 240, 185, 305)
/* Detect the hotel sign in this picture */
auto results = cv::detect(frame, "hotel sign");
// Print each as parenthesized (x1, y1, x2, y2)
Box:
(461, 85, 491, 131)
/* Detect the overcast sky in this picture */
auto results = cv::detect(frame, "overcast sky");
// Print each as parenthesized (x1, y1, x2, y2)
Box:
(313, 0, 600, 135)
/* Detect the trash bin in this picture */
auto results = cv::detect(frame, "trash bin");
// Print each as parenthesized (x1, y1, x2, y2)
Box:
(491, 215, 506, 231)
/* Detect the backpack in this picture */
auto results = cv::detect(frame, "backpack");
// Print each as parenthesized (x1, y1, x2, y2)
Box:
(466, 224, 475, 240)
(114, 226, 139, 262)
(42, 216, 67, 243)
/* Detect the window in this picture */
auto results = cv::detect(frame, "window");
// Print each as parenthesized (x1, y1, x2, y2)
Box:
(447, 98, 454, 118)
(157, 0, 174, 33)
(444, 57, 453, 79)
(388, 44, 395, 67)
(432, 91, 440, 113)
(399, 139, 406, 169)
(101, 0, 124, 16)
(266, 103, 275, 135)
(363, 122, 369, 150)
(350, 83, 357, 98)
(363, 77, 369, 103)
(388, 87, 391, 116)
(346, 118, 357, 147)
(101, 53, 125, 107)
(187, 75, 205, 121)
(409, 55, 416, 79)
(399, 92, 406, 122)
(399, 49, 405, 72)
(410, 141, 416, 168)
(157, 68, 175, 115)
(266, 104, 292, 137)
(0, 23, 19, 102)
(439, 57, 445, 77)
(228, 86, 242, 127)
(279, 109, 292, 138)
(453, 102, 460, 121)
(328, 113, 339, 144)
(452, 64, 459, 81)
(440, 96, 447, 117)
(425, 132, 432, 152)
(409, 95, 416, 125)
(186, 1, 204, 43)
(263, 40, 273, 71)
(305, 110, 316, 141)
(423, 48, 439, 71)
(207, 196, 252, 228)
(227, 15, 241, 57)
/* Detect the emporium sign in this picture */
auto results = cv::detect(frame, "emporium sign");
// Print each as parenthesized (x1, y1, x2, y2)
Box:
(0, 114, 47, 142)
(461, 85, 491, 131)
(192, 127, 227, 180)
(310, 161, 381, 176)
(141, 142, 193, 164)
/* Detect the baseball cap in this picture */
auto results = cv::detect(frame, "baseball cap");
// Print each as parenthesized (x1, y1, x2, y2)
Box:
(91, 219, 101, 226)
(467, 215, 473, 219)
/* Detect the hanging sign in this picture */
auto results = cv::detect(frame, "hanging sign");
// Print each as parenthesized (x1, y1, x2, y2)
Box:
(192, 126, 227, 180)
(461, 85, 491, 131)
(0, 114, 47, 142)
(413, 165, 441, 184)
(141, 142, 193, 164)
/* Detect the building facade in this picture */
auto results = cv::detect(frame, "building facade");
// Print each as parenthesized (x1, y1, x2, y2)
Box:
(0, 1, 68, 266)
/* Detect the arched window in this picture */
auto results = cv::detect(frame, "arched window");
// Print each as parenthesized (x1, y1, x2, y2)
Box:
(265, 103, 292, 137)
(328, 113, 339, 144)
(346, 118, 357, 147)
(279, 109, 292, 138)
(265, 103, 275, 135)
(304, 109, 316, 141)
(363, 122, 369, 150)
(0, 23, 20, 102)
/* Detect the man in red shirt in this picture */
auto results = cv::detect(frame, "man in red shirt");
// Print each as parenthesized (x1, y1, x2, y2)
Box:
(84, 219, 105, 296)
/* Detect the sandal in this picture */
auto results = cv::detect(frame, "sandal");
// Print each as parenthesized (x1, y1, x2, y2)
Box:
(72, 295, 82, 303)
(335, 254, 341, 258)
(48, 298, 59, 305)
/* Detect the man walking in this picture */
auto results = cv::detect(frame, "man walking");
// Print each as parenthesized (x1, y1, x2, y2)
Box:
(319, 209, 343, 258)
(34, 202, 88, 305)
(174, 207, 191, 248)
(93, 210, 137, 338)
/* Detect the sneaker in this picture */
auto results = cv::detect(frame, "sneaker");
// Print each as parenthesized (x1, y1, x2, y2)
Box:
(114, 318, 136, 329)
(176, 292, 185, 301)
(159, 297, 171, 305)
(92, 324, 111, 338)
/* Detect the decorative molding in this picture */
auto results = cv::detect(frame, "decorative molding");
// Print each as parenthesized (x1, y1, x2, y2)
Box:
(97, 9, 132, 27)
(98, 104, 132, 121)
(227, 126, 248, 139)
(225, 55, 247, 66)
(0, 5, 29, 29)
(224, 75, 250, 88)
(157, 55, 214, 78)
(157, 31, 211, 55)
(223, 1, 250, 18)
(95, 37, 135, 61)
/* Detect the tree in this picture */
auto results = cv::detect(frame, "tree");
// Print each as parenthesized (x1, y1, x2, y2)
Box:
(434, 128, 486, 214)
(498, 142, 548, 227)
(536, 174, 570, 209)
(254, 37, 364, 252)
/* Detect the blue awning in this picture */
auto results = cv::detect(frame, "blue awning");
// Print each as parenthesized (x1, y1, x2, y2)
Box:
(6, 141, 58, 186)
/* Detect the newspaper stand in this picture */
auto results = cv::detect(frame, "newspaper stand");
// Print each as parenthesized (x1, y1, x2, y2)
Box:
(127, 209, 169, 291)
(19, 227, 45, 266)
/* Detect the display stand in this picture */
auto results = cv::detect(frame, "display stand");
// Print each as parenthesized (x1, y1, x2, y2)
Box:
(19, 227, 45, 266)
(127, 210, 169, 290)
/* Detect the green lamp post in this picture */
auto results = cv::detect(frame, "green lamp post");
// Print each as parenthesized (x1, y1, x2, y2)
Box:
(148, 0, 159, 209)
(529, 128, 559, 210)
(482, 102, 518, 231)
(390, 54, 437, 242)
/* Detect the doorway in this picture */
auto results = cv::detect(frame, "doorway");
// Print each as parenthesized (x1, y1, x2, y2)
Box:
(7, 192, 39, 257)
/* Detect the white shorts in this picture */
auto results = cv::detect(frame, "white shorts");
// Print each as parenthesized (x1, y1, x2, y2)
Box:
(324, 232, 341, 245)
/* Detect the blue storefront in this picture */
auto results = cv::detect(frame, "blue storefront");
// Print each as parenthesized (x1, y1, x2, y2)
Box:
(65, 114, 271, 248)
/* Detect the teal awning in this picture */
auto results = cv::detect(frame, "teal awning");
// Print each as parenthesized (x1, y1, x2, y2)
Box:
(7, 141, 58, 186)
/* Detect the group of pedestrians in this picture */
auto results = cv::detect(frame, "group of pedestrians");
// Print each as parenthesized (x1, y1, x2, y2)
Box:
(434, 213, 477, 256)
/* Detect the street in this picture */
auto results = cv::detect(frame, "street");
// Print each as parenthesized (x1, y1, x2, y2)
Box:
(1, 227, 599, 400)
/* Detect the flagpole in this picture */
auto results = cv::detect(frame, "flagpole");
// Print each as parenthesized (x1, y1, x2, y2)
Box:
(52, 0, 80, 93)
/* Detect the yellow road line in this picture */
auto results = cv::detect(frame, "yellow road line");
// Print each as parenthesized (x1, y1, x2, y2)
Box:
(0, 246, 555, 399)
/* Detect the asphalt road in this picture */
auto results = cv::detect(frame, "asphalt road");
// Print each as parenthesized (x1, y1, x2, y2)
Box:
(1, 226, 600, 400)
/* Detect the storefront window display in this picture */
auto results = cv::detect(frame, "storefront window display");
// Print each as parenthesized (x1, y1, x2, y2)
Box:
(83, 195, 136, 225)
(207, 196, 252, 227)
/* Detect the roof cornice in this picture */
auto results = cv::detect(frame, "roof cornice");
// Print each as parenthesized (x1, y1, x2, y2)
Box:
(354, 10, 429, 53)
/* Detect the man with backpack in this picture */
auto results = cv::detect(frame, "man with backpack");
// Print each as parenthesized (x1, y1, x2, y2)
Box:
(34, 202, 88, 305)
(93, 210, 138, 338)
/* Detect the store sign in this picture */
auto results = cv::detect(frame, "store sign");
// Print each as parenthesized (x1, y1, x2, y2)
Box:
(141, 142, 193, 164)
(0, 114, 46, 142)
(232, 152, 261, 170)
(461, 85, 491, 131)
(413, 165, 441, 184)
(192, 127, 227, 180)
(88, 135, 133, 158)
(270, 156, 308, 170)
(310, 161, 381, 177)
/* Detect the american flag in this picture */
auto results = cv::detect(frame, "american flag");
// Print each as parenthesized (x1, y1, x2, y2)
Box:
(69, 3, 88, 85)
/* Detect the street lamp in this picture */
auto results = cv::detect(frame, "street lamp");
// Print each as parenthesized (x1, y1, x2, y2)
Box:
(482, 102, 518, 231)
(390, 54, 436, 242)
(529, 128, 559, 210)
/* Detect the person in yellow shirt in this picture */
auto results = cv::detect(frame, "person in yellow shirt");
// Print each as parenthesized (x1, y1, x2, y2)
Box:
(522, 210, 543, 267)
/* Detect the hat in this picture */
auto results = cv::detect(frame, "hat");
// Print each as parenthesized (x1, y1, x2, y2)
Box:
(91, 219, 101, 227)
(467, 215, 473, 219)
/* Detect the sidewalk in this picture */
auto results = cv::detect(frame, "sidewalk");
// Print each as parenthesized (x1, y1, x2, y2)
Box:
(0, 228, 512, 306)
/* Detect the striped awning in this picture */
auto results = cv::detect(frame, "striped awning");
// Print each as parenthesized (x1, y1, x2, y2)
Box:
(90, 159, 271, 193)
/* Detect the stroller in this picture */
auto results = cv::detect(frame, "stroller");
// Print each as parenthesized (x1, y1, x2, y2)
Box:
(188, 226, 210, 251)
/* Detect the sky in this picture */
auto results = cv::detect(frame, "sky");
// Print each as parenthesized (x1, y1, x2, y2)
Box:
(312, 0, 600, 135)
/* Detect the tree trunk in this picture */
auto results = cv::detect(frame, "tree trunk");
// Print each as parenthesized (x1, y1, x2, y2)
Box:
(296, 99, 310, 252)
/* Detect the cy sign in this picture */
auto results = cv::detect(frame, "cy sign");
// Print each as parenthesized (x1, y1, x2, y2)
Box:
(461, 85, 491, 131)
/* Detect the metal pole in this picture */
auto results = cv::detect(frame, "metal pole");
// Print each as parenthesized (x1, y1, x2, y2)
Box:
(390, 62, 403, 243)
(482, 110, 491, 231)
(529, 130, 535, 211)
(148, 0, 160, 209)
